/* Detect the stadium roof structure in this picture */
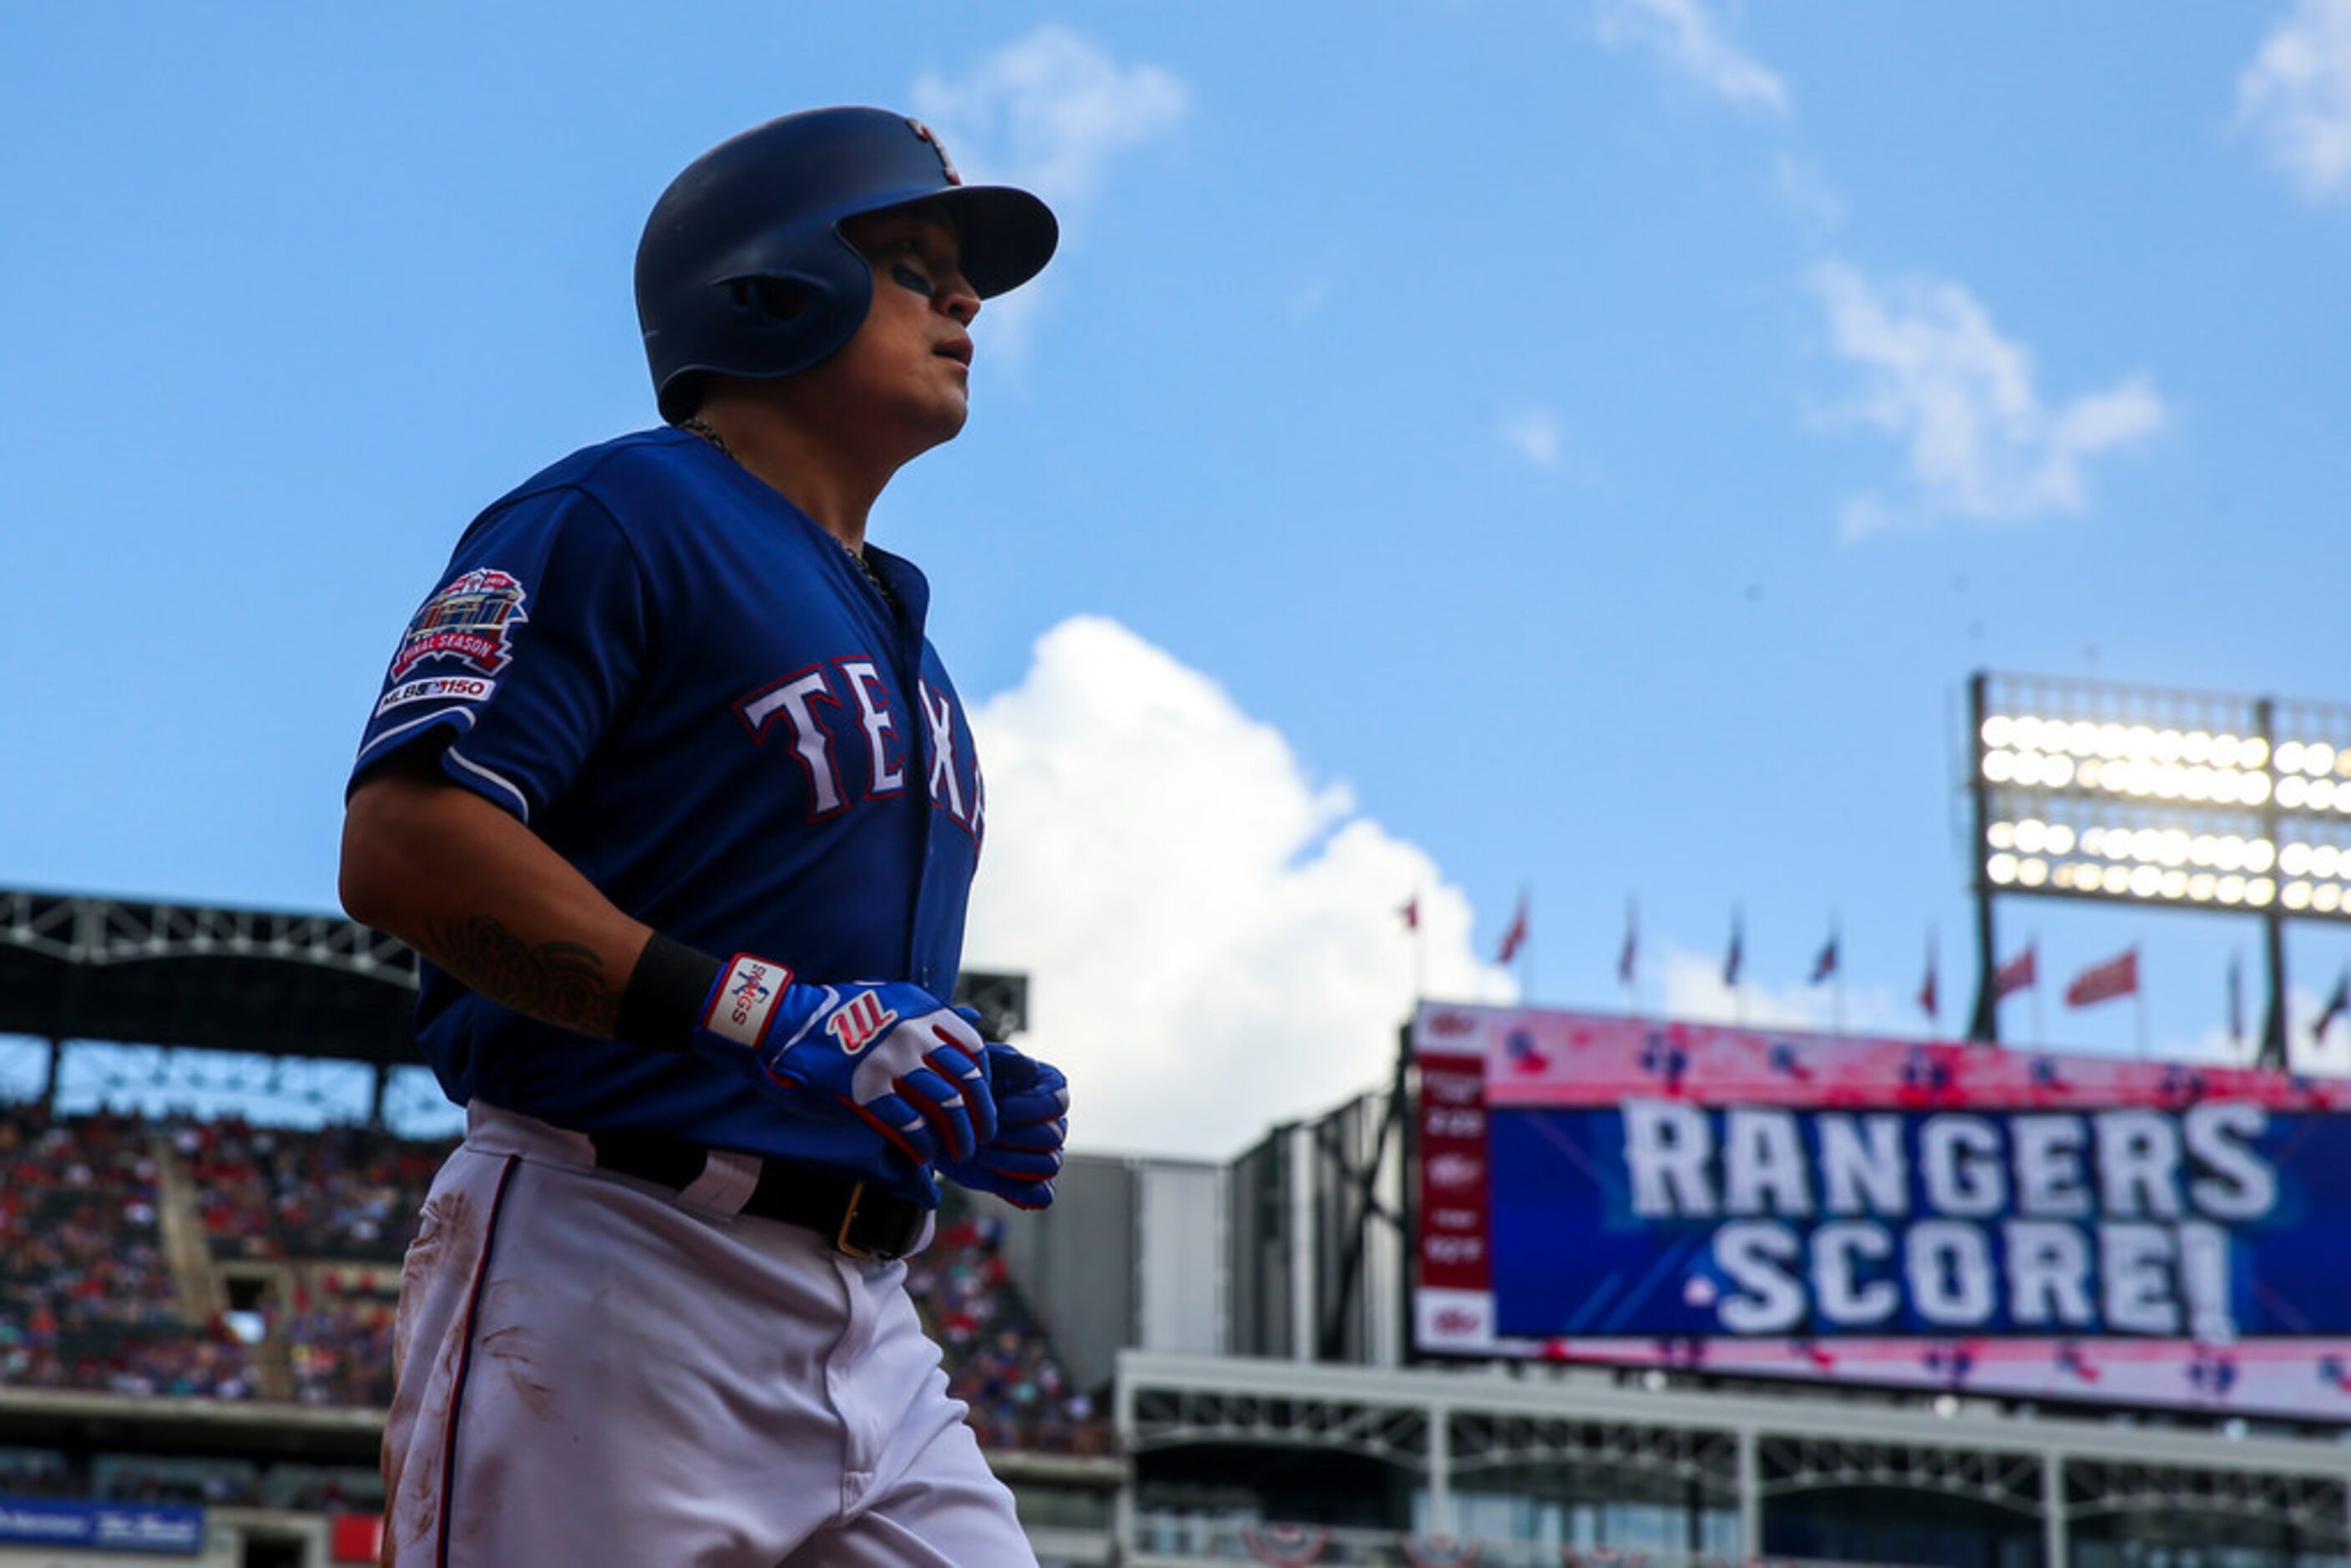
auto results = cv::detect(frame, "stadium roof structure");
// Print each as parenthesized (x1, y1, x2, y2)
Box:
(1116, 1351, 2351, 1561)
(0, 885, 1032, 1073)
(0, 888, 419, 1065)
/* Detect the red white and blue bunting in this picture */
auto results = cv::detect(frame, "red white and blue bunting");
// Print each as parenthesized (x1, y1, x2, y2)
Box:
(1240, 1522, 1330, 1566)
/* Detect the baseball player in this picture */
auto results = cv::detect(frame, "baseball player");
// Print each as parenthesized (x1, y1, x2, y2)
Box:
(337, 107, 1069, 1566)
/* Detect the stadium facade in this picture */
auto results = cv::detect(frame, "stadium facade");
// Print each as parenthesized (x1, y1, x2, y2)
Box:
(1017, 1095, 2351, 1567)
(5, 893, 2350, 1565)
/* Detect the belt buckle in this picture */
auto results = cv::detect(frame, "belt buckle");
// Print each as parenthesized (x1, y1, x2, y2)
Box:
(834, 1183, 913, 1262)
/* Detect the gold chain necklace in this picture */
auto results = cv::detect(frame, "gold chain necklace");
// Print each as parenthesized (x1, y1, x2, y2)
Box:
(675, 418, 892, 604)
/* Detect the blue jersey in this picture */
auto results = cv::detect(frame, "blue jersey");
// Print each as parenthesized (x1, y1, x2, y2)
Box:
(350, 427, 987, 1200)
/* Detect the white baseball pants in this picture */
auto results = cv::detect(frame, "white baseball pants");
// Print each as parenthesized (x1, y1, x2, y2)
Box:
(379, 1103, 1037, 1567)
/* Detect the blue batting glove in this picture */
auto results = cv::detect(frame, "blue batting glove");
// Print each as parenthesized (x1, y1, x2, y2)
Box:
(695, 955, 996, 1166)
(939, 1026, 1068, 1211)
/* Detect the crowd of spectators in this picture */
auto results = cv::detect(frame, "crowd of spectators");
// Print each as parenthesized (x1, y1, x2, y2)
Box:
(83, 1332, 258, 1401)
(0, 1104, 255, 1397)
(3, 1323, 259, 1401)
(1, 1449, 383, 1514)
(181, 1118, 448, 1263)
(3, 1100, 1107, 1454)
(267, 1465, 384, 1513)
(284, 1270, 398, 1408)
(908, 1207, 1110, 1454)
(94, 1459, 259, 1506)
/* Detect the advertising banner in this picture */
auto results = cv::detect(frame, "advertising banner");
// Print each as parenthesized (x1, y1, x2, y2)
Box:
(1411, 1003, 2351, 1419)
(331, 1513, 386, 1563)
(0, 1497, 204, 1555)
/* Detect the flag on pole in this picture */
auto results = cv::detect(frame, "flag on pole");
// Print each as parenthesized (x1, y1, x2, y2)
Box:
(1496, 893, 1529, 964)
(1618, 899, 1638, 988)
(1810, 924, 1840, 985)
(1918, 932, 1939, 1024)
(1399, 891, 1428, 1002)
(2065, 948, 2140, 1009)
(2318, 969, 2351, 1040)
(2227, 953, 2243, 1045)
(1994, 943, 2037, 999)
(1723, 906, 1744, 989)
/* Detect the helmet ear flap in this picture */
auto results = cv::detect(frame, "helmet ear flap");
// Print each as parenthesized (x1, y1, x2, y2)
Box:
(728, 275, 813, 325)
(659, 258, 870, 422)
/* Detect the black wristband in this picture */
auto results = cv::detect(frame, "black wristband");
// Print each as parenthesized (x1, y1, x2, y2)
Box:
(614, 933, 725, 1055)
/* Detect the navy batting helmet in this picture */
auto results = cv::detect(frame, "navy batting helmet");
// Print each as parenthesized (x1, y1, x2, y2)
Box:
(635, 107, 1059, 422)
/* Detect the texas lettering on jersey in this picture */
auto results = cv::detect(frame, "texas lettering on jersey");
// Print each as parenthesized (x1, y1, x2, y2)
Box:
(733, 662, 984, 848)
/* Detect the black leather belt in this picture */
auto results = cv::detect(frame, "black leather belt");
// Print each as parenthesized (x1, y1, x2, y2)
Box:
(588, 1130, 928, 1262)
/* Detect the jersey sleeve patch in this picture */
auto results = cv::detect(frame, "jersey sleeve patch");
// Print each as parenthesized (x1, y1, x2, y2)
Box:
(373, 674, 498, 718)
(390, 568, 529, 680)
(350, 488, 644, 822)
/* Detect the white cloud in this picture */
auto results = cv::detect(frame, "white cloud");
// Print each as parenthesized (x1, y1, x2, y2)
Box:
(1595, 0, 1790, 116)
(1498, 407, 1565, 468)
(964, 616, 1513, 1158)
(1646, 947, 2351, 1088)
(2237, 0, 2351, 201)
(913, 27, 1188, 352)
(2180, 979, 2351, 1074)
(1807, 260, 2166, 537)
(2289, 982, 2351, 1074)
(1656, 943, 1916, 1037)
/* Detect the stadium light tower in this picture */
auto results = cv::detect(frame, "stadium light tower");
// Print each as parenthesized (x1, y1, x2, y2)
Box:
(1964, 671, 2351, 1068)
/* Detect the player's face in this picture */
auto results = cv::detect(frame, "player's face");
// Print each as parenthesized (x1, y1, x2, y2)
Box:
(819, 205, 981, 451)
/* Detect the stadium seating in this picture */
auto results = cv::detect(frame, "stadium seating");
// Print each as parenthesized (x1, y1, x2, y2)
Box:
(0, 1099, 1110, 1454)
(282, 1267, 399, 1409)
(183, 1116, 442, 1263)
(0, 1104, 254, 1398)
(908, 1206, 1110, 1455)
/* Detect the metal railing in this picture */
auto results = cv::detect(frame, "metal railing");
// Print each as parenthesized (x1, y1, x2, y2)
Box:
(1126, 1517, 1926, 1568)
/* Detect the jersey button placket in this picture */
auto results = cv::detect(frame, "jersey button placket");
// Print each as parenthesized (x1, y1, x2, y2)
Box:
(901, 640, 943, 993)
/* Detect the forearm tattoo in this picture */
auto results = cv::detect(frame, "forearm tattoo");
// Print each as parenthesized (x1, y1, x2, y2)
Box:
(423, 915, 622, 1037)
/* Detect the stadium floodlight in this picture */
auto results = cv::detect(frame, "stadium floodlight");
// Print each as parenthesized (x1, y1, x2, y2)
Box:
(1965, 672, 2351, 1067)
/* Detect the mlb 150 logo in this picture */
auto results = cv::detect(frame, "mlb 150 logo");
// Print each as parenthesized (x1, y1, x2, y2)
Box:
(373, 675, 495, 717)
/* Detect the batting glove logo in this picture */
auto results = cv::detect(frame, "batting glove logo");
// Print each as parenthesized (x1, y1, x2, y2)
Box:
(729, 965, 773, 1026)
(826, 991, 899, 1055)
(700, 954, 793, 1049)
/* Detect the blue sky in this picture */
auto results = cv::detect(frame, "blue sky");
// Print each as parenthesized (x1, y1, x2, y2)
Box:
(3, 2, 2348, 1153)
